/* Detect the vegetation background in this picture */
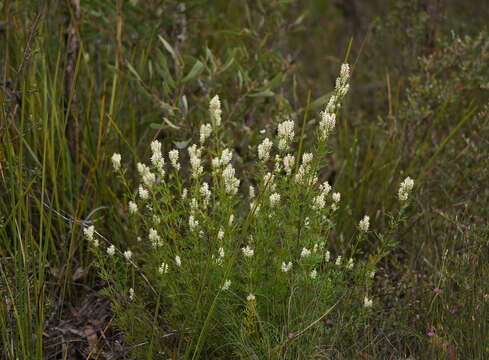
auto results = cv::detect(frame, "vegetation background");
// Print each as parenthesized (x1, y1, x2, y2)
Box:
(1, 0, 488, 358)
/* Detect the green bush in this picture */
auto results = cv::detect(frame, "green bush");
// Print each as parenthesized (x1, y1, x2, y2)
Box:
(88, 64, 414, 358)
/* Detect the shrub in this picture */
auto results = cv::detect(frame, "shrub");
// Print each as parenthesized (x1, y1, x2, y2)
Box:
(85, 63, 415, 358)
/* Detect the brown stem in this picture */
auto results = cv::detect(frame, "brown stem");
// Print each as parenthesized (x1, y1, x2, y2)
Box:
(2, 12, 42, 129)
(65, 0, 81, 163)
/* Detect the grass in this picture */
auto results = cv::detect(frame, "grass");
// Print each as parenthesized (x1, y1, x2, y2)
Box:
(1, 0, 488, 358)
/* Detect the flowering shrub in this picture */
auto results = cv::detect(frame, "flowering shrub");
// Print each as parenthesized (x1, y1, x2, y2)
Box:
(89, 64, 414, 358)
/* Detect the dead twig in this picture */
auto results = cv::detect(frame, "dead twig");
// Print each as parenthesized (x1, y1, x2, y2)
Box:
(65, 0, 81, 162)
(2, 12, 42, 128)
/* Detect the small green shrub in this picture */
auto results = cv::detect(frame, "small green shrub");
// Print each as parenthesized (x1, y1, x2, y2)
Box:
(86, 64, 414, 358)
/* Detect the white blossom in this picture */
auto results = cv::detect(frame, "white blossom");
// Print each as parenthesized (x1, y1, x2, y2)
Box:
(325, 95, 337, 114)
(159, 262, 169, 274)
(169, 149, 180, 170)
(336, 63, 351, 97)
(300, 247, 311, 258)
(320, 181, 332, 196)
(294, 165, 306, 184)
(302, 153, 313, 165)
(283, 154, 295, 175)
(150, 142, 165, 170)
(310, 269, 318, 279)
(129, 288, 135, 301)
(220, 148, 233, 166)
(83, 226, 99, 247)
(217, 229, 225, 240)
(281, 261, 293, 273)
(181, 188, 188, 199)
(228, 214, 235, 225)
(200, 182, 211, 207)
(200, 123, 212, 144)
(332, 192, 341, 203)
(83, 225, 95, 241)
(188, 144, 203, 178)
(398, 176, 414, 201)
(137, 163, 151, 178)
(319, 111, 336, 140)
(364, 296, 373, 308)
(258, 138, 273, 161)
(142, 171, 156, 187)
(175, 255, 181, 267)
(359, 215, 370, 232)
(150, 140, 162, 154)
(211, 157, 220, 170)
(214, 247, 225, 265)
(189, 215, 199, 231)
(325, 250, 331, 262)
(249, 185, 255, 199)
(222, 164, 240, 195)
(150, 141, 165, 176)
(274, 155, 282, 172)
(124, 250, 133, 261)
(129, 201, 138, 214)
(247, 294, 256, 302)
(317, 64, 350, 140)
(241, 245, 254, 258)
(347, 258, 354, 270)
(269, 193, 280, 207)
(312, 193, 326, 210)
(277, 120, 294, 151)
(139, 185, 149, 200)
(190, 198, 199, 213)
(221, 280, 231, 290)
(111, 153, 121, 171)
(335, 256, 342, 266)
(209, 95, 222, 127)
(149, 228, 162, 248)
(107, 245, 115, 256)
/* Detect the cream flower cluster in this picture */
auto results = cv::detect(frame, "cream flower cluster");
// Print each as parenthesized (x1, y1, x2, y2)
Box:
(258, 138, 273, 161)
(281, 261, 293, 272)
(83, 225, 99, 247)
(269, 193, 280, 207)
(188, 144, 203, 178)
(168, 149, 180, 170)
(295, 153, 316, 185)
(398, 176, 414, 201)
(200, 123, 212, 144)
(111, 153, 121, 172)
(222, 164, 240, 195)
(209, 95, 222, 127)
(200, 182, 211, 207)
(241, 245, 254, 257)
(212, 148, 233, 171)
(150, 140, 165, 175)
(318, 63, 351, 140)
(359, 215, 370, 232)
(282, 154, 295, 175)
(148, 228, 162, 248)
(277, 120, 294, 151)
(312, 181, 332, 210)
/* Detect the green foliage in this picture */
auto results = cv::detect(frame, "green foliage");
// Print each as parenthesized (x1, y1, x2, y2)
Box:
(1, 0, 489, 358)
(90, 66, 412, 358)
